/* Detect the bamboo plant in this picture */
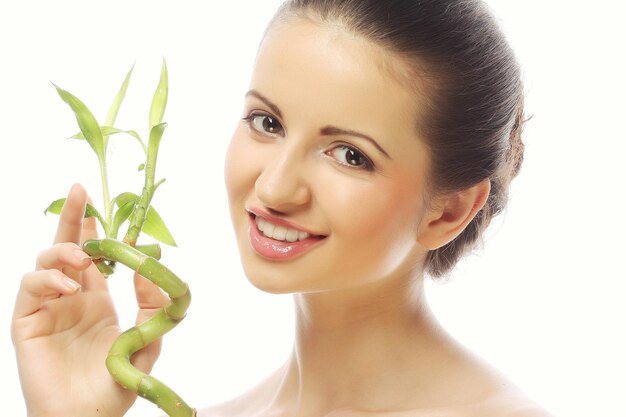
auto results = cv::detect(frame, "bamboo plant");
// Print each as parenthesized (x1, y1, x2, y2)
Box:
(44, 61, 195, 417)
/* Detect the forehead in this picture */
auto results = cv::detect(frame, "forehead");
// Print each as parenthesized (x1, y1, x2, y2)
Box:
(250, 18, 425, 156)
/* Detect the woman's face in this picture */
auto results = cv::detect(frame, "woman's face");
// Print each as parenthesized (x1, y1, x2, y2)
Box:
(225, 19, 432, 294)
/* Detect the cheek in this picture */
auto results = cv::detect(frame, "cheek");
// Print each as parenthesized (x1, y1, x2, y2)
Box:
(224, 126, 256, 204)
(321, 174, 425, 278)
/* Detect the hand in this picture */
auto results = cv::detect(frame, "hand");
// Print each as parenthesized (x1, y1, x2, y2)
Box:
(11, 184, 169, 417)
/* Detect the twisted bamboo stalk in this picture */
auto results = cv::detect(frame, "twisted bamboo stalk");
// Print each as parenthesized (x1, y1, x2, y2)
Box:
(51, 61, 193, 415)
(83, 238, 195, 417)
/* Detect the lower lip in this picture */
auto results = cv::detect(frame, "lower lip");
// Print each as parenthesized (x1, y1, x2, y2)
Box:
(248, 216, 325, 261)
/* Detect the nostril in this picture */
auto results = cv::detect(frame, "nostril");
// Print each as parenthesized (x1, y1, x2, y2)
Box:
(265, 206, 287, 217)
(266, 207, 287, 217)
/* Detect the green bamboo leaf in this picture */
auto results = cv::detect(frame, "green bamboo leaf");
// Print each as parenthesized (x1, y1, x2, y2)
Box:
(149, 59, 168, 130)
(44, 198, 108, 232)
(146, 122, 167, 175)
(114, 192, 177, 246)
(110, 200, 135, 239)
(95, 260, 116, 277)
(44, 198, 66, 215)
(105, 64, 134, 127)
(114, 191, 139, 207)
(154, 178, 166, 191)
(104, 64, 135, 152)
(71, 126, 146, 153)
(143, 206, 177, 247)
(52, 83, 105, 161)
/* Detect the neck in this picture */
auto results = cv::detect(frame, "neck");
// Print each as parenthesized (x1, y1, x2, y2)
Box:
(269, 272, 452, 416)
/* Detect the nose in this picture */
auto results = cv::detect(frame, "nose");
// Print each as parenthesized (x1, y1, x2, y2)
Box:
(254, 145, 311, 213)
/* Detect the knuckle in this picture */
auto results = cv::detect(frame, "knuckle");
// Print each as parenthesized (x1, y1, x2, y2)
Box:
(20, 271, 36, 289)
(21, 269, 63, 290)
(35, 247, 49, 264)
(55, 242, 81, 251)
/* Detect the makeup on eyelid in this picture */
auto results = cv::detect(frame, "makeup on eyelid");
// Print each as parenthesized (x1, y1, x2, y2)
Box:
(242, 112, 376, 171)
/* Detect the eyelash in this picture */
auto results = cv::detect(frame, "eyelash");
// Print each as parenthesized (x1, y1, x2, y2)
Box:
(325, 145, 375, 171)
(242, 111, 375, 171)
(242, 112, 284, 137)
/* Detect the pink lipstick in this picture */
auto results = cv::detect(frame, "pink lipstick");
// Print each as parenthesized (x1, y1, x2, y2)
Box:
(247, 209, 326, 261)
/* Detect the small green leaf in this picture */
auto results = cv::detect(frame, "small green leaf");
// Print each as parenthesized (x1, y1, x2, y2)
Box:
(154, 178, 166, 191)
(114, 192, 139, 207)
(95, 260, 116, 277)
(149, 59, 168, 130)
(114, 192, 177, 246)
(45, 198, 98, 217)
(138, 163, 145, 171)
(105, 64, 134, 128)
(44, 198, 66, 215)
(44, 198, 108, 232)
(71, 126, 146, 153)
(52, 83, 104, 162)
(146, 122, 167, 175)
(103, 64, 135, 152)
(143, 206, 177, 246)
(110, 200, 135, 239)
(85, 204, 103, 220)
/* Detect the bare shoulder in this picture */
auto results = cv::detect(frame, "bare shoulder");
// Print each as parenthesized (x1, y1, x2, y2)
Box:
(446, 388, 555, 417)
(498, 404, 555, 417)
(324, 397, 553, 417)
(195, 395, 269, 417)
(195, 370, 284, 417)
(195, 400, 254, 417)
(196, 395, 554, 417)
(193, 354, 554, 417)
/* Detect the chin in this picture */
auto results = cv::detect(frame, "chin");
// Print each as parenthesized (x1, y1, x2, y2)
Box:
(239, 251, 340, 295)
(236, 249, 298, 295)
(246, 276, 294, 295)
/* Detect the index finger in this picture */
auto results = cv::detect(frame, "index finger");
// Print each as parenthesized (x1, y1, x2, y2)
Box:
(53, 184, 88, 245)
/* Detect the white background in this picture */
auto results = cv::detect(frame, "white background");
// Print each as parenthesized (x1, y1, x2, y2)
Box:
(1, 1, 624, 416)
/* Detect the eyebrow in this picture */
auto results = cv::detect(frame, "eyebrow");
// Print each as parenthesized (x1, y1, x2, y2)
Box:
(245, 89, 283, 119)
(245, 89, 390, 159)
(320, 126, 391, 159)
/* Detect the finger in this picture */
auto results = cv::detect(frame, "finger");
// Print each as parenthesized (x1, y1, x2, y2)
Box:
(53, 184, 88, 245)
(36, 242, 92, 271)
(13, 270, 81, 320)
(134, 272, 169, 311)
(132, 272, 167, 375)
(81, 262, 109, 292)
(80, 195, 99, 244)
(131, 337, 162, 374)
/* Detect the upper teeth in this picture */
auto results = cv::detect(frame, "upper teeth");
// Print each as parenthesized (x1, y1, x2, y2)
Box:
(255, 216, 311, 242)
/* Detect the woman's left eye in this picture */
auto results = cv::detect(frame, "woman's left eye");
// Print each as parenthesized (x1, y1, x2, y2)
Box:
(243, 113, 284, 136)
(326, 146, 374, 171)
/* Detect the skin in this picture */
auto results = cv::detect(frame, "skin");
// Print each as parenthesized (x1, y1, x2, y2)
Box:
(215, 18, 551, 417)
(12, 184, 168, 417)
(11, 16, 551, 417)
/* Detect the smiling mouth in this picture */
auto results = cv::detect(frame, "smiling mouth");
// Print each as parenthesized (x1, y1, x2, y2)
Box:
(248, 212, 326, 243)
(246, 212, 327, 260)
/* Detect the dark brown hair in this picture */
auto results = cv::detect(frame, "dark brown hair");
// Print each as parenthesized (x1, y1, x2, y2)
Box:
(271, 0, 526, 278)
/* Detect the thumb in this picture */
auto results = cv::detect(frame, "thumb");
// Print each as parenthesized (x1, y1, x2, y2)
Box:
(131, 272, 169, 373)
(134, 271, 169, 322)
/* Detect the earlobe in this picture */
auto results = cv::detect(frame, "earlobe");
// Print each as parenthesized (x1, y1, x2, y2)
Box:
(417, 179, 491, 250)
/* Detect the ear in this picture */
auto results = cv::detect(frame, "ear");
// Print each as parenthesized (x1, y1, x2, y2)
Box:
(417, 179, 491, 250)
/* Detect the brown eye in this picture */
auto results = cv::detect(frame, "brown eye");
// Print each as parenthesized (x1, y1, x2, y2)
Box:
(247, 113, 284, 135)
(327, 145, 374, 171)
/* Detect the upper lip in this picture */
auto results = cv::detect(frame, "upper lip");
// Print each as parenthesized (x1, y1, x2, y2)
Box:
(246, 206, 326, 237)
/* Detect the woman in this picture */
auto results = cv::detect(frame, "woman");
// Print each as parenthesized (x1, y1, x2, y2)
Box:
(12, 0, 552, 416)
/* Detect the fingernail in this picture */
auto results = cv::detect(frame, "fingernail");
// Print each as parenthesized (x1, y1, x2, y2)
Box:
(62, 277, 81, 292)
(73, 249, 91, 262)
